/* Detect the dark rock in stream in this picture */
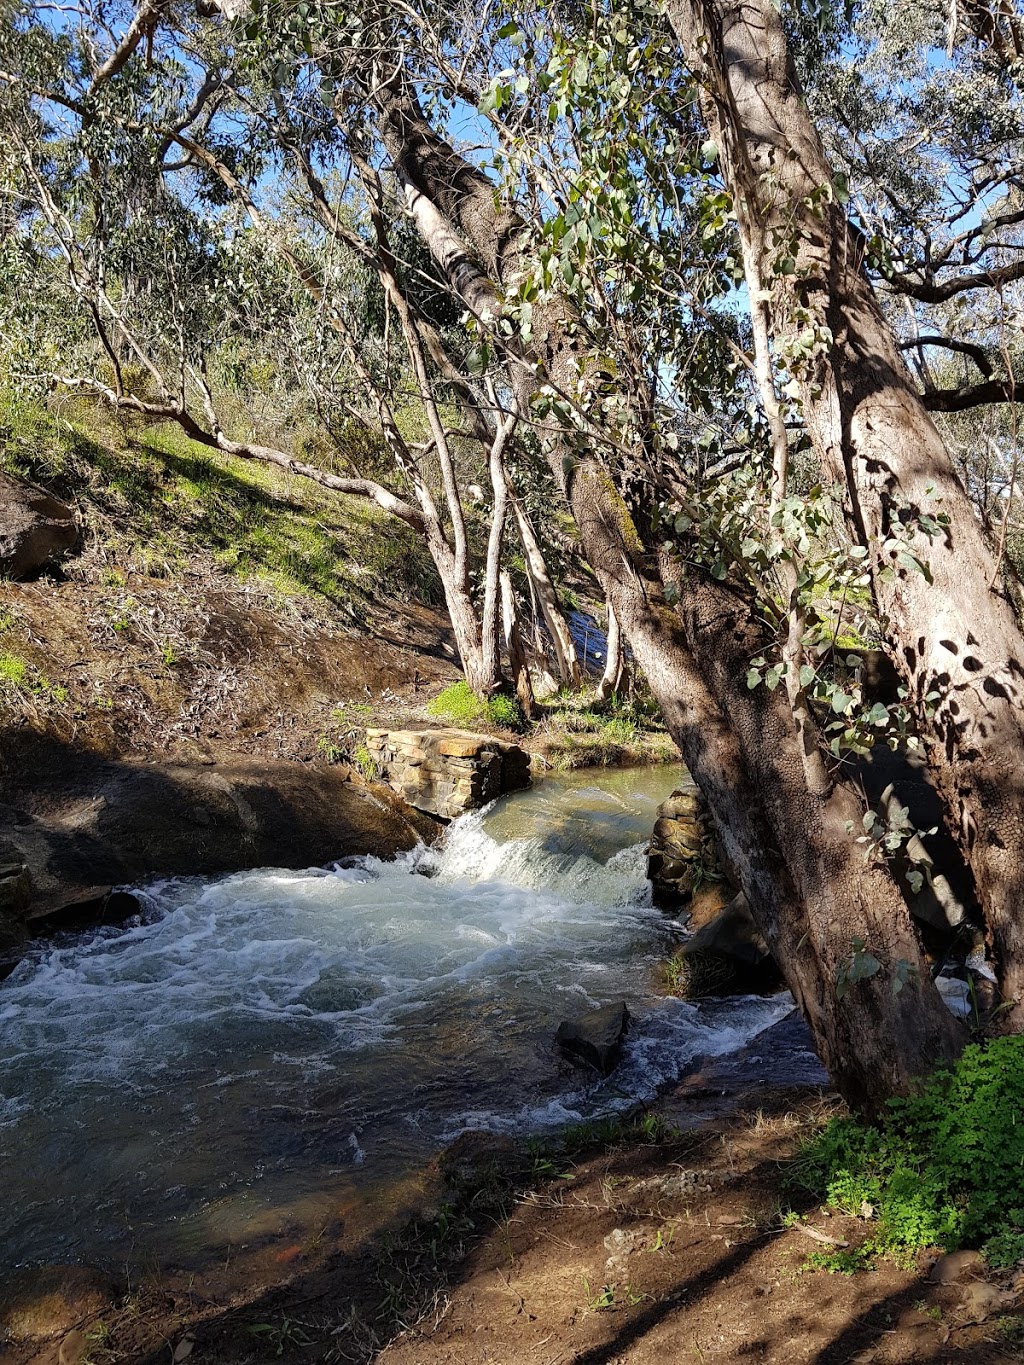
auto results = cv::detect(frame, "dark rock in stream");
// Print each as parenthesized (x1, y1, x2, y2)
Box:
(556, 1001, 631, 1075)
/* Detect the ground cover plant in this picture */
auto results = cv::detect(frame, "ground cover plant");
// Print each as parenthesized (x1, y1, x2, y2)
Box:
(792, 1036, 1024, 1268)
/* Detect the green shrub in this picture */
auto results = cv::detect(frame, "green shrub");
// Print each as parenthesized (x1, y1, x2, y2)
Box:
(486, 692, 525, 731)
(427, 681, 485, 727)
(353, 745, 379, 780)
(426, 681, 524, 732)
(791, 1037, 1024, 1264)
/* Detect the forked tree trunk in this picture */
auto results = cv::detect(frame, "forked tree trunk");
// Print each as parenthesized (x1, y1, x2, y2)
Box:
(367, 70, 964, 1105)
(666, 0, 1024, 1024)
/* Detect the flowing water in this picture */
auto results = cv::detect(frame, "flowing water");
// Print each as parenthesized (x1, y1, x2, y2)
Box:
(0, 764, 795, 1273)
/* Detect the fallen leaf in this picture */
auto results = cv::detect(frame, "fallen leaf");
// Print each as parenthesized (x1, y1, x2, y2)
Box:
(959, 1281, 1012, 1322)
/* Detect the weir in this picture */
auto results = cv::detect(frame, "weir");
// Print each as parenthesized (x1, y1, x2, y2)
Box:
(0, 764, 794, 1273)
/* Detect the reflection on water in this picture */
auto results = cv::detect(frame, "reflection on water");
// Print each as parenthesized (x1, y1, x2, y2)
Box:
(0, 762, 792, 1271)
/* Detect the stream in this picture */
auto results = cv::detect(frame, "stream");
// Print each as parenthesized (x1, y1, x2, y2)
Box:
(0, 764, 796, 1273)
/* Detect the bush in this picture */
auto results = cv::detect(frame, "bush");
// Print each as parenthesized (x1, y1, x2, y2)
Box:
(426, 680, 524, 732)
(791, 1037, 1024, 1265)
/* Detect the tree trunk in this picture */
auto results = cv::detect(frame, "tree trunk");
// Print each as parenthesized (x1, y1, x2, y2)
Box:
(595, 600, 625, 701)
(666, 0, 1024, 1023)
(479, 405, 519, 696)
(366, 66, 965, 1106)
(568, 461, 962, 1109)
(501, 569, 538, 720)
(512, 500, 583, 689)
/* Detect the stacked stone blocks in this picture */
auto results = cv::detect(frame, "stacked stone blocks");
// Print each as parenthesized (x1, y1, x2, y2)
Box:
(364, 728, 531, 819)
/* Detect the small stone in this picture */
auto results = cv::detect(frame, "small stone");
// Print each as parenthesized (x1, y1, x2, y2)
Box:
(929, 1250, 984, 1284)
(659, 791, 702, 820)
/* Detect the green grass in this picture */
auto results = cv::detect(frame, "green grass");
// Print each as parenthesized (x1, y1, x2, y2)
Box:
(0, 390, 442, 608)
(0, 651, 28, 688)
(790, 1037, 1024, 1267)
(534, 691, 675, 769)
(663, 948, 735, 999)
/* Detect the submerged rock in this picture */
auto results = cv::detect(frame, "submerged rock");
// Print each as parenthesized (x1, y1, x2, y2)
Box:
(555, 1001, 630, 1075)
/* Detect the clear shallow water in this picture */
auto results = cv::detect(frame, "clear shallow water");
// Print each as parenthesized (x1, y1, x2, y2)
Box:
(0, 763, 792, 1271)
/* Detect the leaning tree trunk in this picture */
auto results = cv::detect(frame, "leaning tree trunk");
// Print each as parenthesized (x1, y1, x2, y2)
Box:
(666, 0, 1024, 1024)
(366, 66, 964, 1107)
(568, 462, 962, 1109)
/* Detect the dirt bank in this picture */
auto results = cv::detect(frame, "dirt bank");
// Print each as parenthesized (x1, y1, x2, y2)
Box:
(4, 1061, 1020, 1365)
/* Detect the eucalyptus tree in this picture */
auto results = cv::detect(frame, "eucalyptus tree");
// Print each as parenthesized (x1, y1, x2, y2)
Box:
(0, 3, 560, 696)
(665, 0, 1024, 1025)
(10, 0, 1024, 1104)
(323, 3, 966, 1104)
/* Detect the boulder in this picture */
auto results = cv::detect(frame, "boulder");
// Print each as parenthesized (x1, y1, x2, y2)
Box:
(647, 787, 722, 910)
(677, 893, 780, 994)
(0, 473, 77, 578)
(555, 1001, 630, 1075)
(0, 842, 32, 962)
(0, 860, 32, 915)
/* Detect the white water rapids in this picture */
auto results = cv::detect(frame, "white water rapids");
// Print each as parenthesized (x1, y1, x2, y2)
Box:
(0, 765, 794, 1271)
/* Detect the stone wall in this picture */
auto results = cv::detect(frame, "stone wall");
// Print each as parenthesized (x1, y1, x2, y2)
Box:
(646, 787, 720, 910)
(364, 728, 531, 820)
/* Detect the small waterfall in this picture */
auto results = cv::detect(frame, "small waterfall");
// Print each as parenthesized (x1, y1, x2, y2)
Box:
(0, 763, 792, 1272)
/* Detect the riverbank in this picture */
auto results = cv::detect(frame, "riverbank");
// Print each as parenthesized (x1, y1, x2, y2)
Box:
(5, 1059, 1021, 1365)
